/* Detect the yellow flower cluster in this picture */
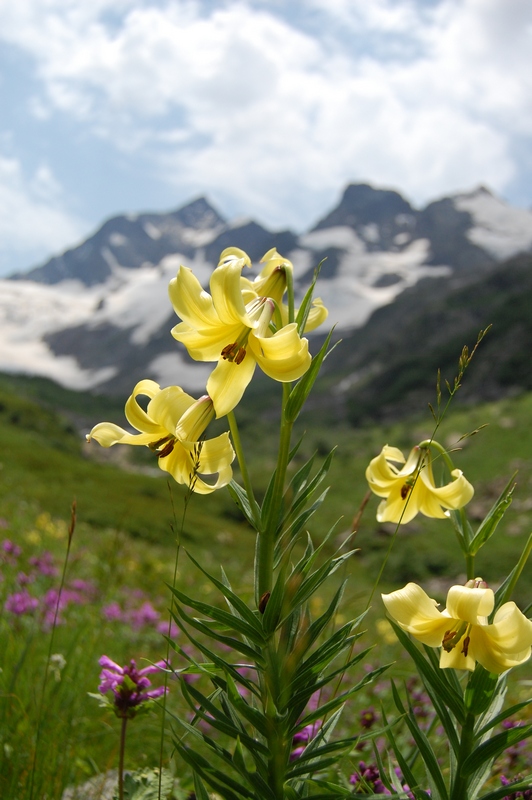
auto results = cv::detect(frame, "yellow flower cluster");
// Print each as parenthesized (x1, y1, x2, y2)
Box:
(87, 247, 327, 493)
(382, 580, 532, 674)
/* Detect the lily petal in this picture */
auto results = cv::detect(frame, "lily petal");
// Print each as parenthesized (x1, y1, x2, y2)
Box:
(250, 323, 311, 381)
(423, 468, 475, 510)
(207, 354, 257, 419)
(381, 583, 449, 646)
(88, 422, 157, 448)
(171, 320, 243, 361)
(124, 380, 167, 434)
(147, 386, 196, 434)
(445, 585, 494, 624)
(210, 258, 257, 327)
(168, 267, 219, 329)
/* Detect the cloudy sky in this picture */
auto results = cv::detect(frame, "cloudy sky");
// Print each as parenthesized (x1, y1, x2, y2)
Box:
(1, 0, 531, 277)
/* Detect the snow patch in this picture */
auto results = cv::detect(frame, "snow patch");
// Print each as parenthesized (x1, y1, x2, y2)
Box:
(109, 232, 128, 247)
(143, 222, 161, 240)
(454, 190, 532, 260)
(300, 226, 366, 252)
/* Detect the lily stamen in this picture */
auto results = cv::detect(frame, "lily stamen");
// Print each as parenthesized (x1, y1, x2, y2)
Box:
(157, 440, 175, 459)
(442, 621, 469, 652)
(149, 434, 174, 451)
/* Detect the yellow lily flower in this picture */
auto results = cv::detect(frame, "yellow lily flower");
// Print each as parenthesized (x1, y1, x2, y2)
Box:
(169, 248, 312, 417)
(382, 581, 532, 673)
(86, 379, 234, 494)
(365, 444, 474, 524)
(243, 248, 328, 333)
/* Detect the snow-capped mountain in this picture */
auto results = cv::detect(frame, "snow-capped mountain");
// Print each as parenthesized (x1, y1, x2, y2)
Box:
(2, 184, 532, 397)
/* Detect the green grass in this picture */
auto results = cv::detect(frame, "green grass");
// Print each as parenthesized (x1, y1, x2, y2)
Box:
(1, 376, 532, 797)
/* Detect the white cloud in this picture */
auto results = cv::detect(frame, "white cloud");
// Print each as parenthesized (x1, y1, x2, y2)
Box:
(0, 155, 86, 274)
(0, 0, 531, 236)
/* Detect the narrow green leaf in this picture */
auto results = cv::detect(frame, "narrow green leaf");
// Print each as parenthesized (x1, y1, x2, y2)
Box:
(295, 258, 326, 333)
(227, 480, 261, 530)
(469, 474, 516, 555)
(493, 531, 532, 612)
(283, 488, 331, 543)
(173, 618, 261, 696)
(261, 560, 288, 633)
(193, 774, 211, 800)
(284, 449, 336, 528)
(180, 679, 269, 755)
(382, 707, 430, 800)
(172, 603, 263, 662)
(170, 587, 265, 643)
(389, 621, 465, 724)
(173, 742, 251, 800)
(224, 672, 270, 737)
(178, 551, 265, 634)
(291, 550, 357, 609)
(392, 682, 449, 800)
(285, 329, 336, 423)
(464, 665, 498, 715)
(476, 698, 532, 737)
(460, 723, 532, 776)
(286, 451, 317, 502)
(477, 774, 532, 800)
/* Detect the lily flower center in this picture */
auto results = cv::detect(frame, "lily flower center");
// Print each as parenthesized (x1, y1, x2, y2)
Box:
(442, 620, 471, 654)
(148, 434, 176, 459)
(221, 341, 248, 364)
(220, 297, 274, 365)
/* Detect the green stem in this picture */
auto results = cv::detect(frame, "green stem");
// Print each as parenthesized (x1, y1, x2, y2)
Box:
(451, 711, 476, 800)
(258, 385, 294, 598)
(465, 552, 475, 581)
(419, 438, 457, 474)
(118, 716, 128, 800)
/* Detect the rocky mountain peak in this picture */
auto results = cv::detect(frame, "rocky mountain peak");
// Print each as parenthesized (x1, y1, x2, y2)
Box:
(311, 183, 417, 250)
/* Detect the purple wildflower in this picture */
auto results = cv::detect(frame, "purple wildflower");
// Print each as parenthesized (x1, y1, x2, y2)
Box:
(5, 589, 39, 616)
(17, 571, 35, 586)
(350, 761, 390, 795)
(69, 579, 96, 594)
(29, 551, 58, 577)
(501, 774, 532, 800)
(98, 656, 167, 718)
(359, 707, 377, 730)
(2, 539, 22, 563)
(129, 601, 160, 629)
(290, 720, 323, 760)
(156, 619, 180, 638)
(103, 602, 124, 621)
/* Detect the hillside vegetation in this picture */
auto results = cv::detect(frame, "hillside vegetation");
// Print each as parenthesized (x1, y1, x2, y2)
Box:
(1, 370, 531, 601)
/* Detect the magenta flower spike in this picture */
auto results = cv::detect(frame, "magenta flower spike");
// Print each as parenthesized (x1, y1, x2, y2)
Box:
(97, 656, 168, 718)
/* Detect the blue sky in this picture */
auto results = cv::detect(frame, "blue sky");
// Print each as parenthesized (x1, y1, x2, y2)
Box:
(1, 0, 531, 276)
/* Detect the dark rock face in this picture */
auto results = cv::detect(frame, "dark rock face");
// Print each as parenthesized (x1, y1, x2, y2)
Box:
(12, 198, 226, 287)
(311, 183, 417, 251)
(415, 197, 495, 270)
(204, 221, 298, 265)
(5, 182, 532, 411)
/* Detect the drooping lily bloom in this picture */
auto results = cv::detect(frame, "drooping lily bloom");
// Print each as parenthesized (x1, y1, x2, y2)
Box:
(365, 444, 474, 524)
(382, 581, 532, 673)
(86, 379, 234, 494)
(168, 248, 313, 417)
(240, 248, 328, 332)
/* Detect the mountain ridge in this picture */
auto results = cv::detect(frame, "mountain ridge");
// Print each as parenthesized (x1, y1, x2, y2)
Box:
(2, 182, 532, 406)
